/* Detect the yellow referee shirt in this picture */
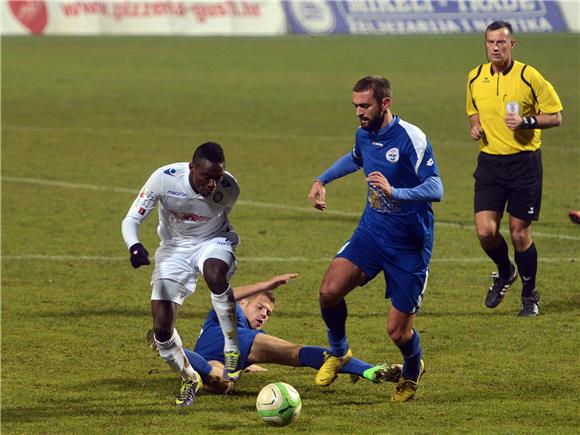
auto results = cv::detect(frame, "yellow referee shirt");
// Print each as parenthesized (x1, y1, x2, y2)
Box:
(466, 60, 563, 155)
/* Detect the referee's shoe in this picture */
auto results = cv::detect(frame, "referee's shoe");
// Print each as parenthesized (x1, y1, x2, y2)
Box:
(485, 265, 517, 308)
(518, 289, 540, 317)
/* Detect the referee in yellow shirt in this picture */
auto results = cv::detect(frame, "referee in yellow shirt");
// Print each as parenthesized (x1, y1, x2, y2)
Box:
(466, 20, 563, 317)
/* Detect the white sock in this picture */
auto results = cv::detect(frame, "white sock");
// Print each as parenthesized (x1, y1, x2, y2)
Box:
(210, 285, 239, 353)
(154, 329, 195, 380)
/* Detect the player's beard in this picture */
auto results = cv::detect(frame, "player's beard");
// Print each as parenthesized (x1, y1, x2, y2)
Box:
(360, 113, 383, 131)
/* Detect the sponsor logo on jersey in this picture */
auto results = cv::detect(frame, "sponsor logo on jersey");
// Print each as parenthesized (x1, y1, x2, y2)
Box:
(175, 212, 211, 222)
(528, 206, 535, 215)
(369, 185, 401, 214)
(386, 147, 400, 163)
(426, 158, 434, 166)
(483, 77, 490, 83)
(213, 191, 224, 203)
(163, 168, 177, 176)
(137, 207, 146, 215)
(168, 190, 187, 197)
(221, 178, 231, 188)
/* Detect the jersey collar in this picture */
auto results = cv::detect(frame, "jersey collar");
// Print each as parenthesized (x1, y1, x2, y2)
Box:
(490, 59, 514, 76)
(377, 115, 400, 137)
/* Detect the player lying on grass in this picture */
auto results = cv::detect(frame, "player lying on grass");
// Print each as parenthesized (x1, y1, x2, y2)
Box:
(150, 273, 401, 404)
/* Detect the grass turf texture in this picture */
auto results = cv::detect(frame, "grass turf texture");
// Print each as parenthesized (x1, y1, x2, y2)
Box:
(2, 34, 579, 434)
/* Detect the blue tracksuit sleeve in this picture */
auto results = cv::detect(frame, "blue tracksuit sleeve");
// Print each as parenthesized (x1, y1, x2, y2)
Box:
(390, 175, 444, 202)
(317, 153, 361, 185)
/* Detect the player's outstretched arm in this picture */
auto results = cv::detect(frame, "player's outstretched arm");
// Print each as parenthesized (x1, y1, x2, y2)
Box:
(233, 273, 298, 301)
(309, 152, 361, 210)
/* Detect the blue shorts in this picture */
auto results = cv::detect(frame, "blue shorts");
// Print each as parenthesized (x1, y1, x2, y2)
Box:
(336, 226, 431, 314)
(193, 326, 264, 368)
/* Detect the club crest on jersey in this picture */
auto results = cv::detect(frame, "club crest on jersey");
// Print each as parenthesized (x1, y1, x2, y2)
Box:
(213, 191, 224, 203)
(386, 147, 399, 163)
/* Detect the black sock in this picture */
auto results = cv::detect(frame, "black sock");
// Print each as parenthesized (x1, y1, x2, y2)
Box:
(484, 237, 512, 278)
(515, 242, 537, 297)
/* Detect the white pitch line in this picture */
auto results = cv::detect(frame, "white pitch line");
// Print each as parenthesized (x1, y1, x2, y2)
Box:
(0, 255, 576, 264)
(3, 176, 580, 241)
(3, 125, 347, 144)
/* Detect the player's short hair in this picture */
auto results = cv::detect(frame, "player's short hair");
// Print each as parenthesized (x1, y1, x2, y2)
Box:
(353, 75, 392, 102)
(247, 290, 276, 305)
(192, 141, 225, 164)
(486, 20, 513, 36)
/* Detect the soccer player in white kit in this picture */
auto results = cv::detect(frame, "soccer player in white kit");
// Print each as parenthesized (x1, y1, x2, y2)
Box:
(121, 142, 242, 406)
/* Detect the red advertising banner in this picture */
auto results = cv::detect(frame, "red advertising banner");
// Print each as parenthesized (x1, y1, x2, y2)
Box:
(2, 0, 287, 35)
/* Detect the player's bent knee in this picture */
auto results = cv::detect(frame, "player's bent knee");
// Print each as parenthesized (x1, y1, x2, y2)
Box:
(202, 259, 230, 293)
(387, 328, 402, 344)
(319, 289, 341, 308)
(387, 325, 412, 345)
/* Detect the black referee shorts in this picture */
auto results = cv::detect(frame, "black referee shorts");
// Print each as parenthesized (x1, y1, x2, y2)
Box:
(474, 150, 542, 221)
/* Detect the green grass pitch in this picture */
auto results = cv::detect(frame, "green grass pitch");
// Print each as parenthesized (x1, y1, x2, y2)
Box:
(2, 34, 579, 434)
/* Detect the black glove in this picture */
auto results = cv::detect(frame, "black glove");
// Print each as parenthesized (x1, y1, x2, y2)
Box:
(129, 243, 150, 268)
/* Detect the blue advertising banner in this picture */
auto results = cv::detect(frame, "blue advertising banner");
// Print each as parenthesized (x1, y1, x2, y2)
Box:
(283, 0, 569, 35)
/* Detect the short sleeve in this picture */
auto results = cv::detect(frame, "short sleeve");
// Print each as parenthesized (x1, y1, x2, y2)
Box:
(524, 66, 563, 114)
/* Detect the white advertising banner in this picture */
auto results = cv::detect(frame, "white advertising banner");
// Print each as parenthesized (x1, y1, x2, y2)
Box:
(1, 0, 287, 35)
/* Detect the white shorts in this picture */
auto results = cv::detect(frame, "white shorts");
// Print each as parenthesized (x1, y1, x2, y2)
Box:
(150, 235, 237, 304)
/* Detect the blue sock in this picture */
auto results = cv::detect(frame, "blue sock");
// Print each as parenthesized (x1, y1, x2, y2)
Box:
(184, 349, 212, 381)
(396, 329, 422, 381)
(320, 299, 348, 356)
(298, 346, 371, 376)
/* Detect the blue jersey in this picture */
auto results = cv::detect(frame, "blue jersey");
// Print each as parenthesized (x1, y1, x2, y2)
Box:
(353, 115, 439, 249)
(194, 304, 263, 366)
(200, 304, 250, 332)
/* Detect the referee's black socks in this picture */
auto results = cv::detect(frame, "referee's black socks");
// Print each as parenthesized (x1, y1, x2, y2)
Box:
(515, 242, 538, 297)
(484, 237, 513, 279)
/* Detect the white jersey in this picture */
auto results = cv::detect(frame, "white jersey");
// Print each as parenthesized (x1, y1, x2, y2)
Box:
(122, 162, 239, 248)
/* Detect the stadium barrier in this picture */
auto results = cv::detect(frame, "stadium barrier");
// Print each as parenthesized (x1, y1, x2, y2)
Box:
(1, 0, 287, 35)
(2, 0, 577, 36)
(283, 0, 572, 35)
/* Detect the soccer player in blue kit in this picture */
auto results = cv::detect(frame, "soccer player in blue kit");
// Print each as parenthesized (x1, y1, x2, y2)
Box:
(308, 76, 443, 402)
(154, 273, 402, 399)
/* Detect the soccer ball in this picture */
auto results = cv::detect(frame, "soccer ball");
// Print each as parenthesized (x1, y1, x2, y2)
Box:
(256, 382, 302, 426)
